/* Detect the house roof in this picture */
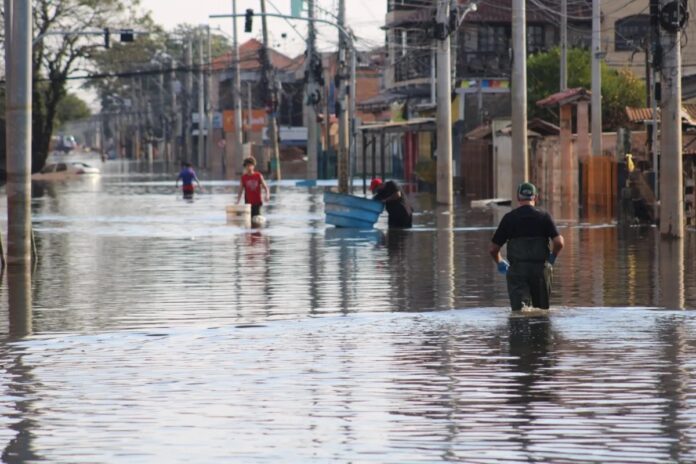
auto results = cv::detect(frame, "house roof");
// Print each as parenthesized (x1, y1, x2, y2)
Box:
(211, 39, 300, 72)
(359, 118, 435, 133)
(625, 104, 696, 126)
(465, 118, 557, 139)
(536, 87, 591, 107)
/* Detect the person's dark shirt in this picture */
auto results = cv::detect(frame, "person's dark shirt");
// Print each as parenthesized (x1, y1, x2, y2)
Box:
(374, 180, 413, 228)
(491, 205, 559, 246)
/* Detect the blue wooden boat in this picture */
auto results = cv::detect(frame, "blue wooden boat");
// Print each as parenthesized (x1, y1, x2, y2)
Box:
(324, 192, 384, 229)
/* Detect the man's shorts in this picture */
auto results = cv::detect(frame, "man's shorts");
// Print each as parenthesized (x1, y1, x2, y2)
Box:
(182, 185, 194, 199)
(506, 262, 553, 311)
(250, 204, 262, 217)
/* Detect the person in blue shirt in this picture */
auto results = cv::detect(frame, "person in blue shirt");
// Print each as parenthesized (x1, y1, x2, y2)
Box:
(176, 162, 201, 199)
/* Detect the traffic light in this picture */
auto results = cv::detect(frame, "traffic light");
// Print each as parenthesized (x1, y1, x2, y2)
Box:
(244, 9, 254, 33)
(120, 29, 135, 43)
(104, 28, 110, 48)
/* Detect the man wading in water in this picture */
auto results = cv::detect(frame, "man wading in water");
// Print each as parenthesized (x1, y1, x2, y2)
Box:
(489, 182, 564, 311)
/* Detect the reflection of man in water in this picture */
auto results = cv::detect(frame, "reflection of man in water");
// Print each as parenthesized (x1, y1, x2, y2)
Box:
(490, 182, 564, 311)
(370, 178, 413, 229)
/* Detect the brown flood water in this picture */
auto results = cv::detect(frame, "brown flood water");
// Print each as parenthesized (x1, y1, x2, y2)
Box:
(0, 160, 694, 463)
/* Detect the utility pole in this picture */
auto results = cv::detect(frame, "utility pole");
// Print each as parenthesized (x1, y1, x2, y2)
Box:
(349, 43, 357, 194)
(306, 0, 320, 180)
(435, 0, 453, 205)
(260, 0, 282, 180)
(337, 0, 350, 193)
(206, 25, 214, 170)
(185, 40, 194, 162)
(511, 0, 528, 198)
(560, 0, 568, 91)
(232, 0, 244, 174)
(197, 27, 206, 167)
(591, 0, 602, 157)
(170, 58, 179, 162)
(5, 0, 33, 266)
(659, 0, 684, 238)
(650, 0, 659, 222)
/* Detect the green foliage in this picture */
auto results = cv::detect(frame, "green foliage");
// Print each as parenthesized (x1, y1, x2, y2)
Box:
(528, 47, 645, 130)
(55, 93, 92, 128)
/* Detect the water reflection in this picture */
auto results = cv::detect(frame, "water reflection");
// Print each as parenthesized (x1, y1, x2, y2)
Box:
(436, 207, 454, 310)
(659, 239, 685, 309)
(506, 316, 554, 456)
(7, 265, 32, 337)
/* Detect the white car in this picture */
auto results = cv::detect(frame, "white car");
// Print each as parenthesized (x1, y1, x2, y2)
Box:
(32, 162, 100, 180)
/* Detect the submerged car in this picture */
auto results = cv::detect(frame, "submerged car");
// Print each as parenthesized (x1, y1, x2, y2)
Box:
(32, 162, 100, 180)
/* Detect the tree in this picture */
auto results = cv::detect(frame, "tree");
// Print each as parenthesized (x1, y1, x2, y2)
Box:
(87, 24, 230, 159)
(528, 47, 645, 130)
(27, 0, 152, 172)
(0, 0, 149, 172)
(55, 92, 92, 128)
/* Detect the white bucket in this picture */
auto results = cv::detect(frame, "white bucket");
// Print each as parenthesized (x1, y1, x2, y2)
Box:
(226, 204, 251, 228)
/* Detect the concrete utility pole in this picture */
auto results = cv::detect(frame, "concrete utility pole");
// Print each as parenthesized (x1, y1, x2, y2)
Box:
(260, 0, 282, 180)
(511, 0, 528, 198)
(232, 0, 244, 173)
(185, 41, 194, 161)
(349, 44, 357, 194)
(659, 0, 684, 238)
(197, 28, 206, 167)
(337, 0, 350, 193)
(591, 0, 602, 156)
(560, 0, 568, 91)
(170, 58, 179, 162)
(435, 0, 453, 205)
(306, 0, 320, 180)
(5, 0, 33, 266)
(206, 25, 214, 169)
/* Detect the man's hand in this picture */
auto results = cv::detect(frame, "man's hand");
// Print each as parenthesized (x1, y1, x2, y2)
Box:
(497, 259, 510, 275)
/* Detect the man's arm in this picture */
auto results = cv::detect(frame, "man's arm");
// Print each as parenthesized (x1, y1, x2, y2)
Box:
(489, 243, 503, 263)
(551, 234, 564, 257)
(260, 175, 270, 202)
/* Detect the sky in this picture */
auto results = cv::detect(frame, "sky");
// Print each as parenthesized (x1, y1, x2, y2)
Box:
(138, 0, 387, 55)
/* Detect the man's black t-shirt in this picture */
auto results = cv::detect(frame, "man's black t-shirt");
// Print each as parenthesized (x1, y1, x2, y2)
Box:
(491, 205, 559, 246)
(374, 181, 413, 228)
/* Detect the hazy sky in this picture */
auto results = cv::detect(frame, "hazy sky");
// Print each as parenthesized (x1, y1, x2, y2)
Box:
(139, 0, 387, 54)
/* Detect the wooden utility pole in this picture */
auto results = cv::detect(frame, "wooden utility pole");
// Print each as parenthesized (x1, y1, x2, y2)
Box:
(260, 0, 282, 180)
(435, 0, 453, 205)
(511, 0, 528, 199)
(659, 0, 684, 237)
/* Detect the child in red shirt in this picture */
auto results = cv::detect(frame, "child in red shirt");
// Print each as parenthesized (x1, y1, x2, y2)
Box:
(237, 156, 270, 217)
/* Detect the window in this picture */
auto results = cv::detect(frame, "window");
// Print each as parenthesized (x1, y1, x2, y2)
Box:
(478, 25, 509, 54)
(527, 25, 546, 52)
(615, 15, 650, 51)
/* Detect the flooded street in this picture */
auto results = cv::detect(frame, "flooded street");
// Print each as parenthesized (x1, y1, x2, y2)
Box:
(0, 160, 695, 462)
